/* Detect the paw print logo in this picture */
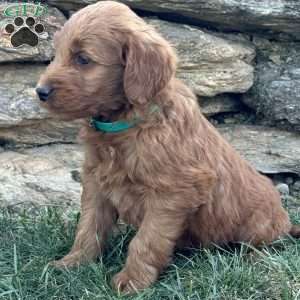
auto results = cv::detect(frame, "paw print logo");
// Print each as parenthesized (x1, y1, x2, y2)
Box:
(4, 16, 45, 47)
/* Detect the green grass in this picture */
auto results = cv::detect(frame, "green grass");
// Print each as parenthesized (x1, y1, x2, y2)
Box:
(1, 208, 300, 300)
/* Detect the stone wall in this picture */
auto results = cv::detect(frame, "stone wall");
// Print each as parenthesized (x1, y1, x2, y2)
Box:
(0, 1, 300, 210)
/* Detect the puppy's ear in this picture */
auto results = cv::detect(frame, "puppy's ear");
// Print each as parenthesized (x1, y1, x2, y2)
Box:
(122, 30, 177, 106)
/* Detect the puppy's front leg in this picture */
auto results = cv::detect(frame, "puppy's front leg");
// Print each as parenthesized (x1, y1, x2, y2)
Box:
(112, 210, 186, 293)
(53, 177, 117, 268)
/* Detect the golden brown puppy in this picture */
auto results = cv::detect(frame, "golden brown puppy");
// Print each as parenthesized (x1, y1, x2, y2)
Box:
(37, 1, 300, 293)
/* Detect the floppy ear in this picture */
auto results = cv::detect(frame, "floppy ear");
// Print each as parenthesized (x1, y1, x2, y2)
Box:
(123, 30, 177, 106)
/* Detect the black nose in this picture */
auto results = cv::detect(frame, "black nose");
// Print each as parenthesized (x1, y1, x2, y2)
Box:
(36, 85, 54, 102)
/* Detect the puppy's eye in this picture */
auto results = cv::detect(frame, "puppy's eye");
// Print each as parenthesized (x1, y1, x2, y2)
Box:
(75, 54, 90, 65)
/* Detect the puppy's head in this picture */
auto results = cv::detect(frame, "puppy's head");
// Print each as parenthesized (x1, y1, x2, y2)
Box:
(37, 1, 177, 120)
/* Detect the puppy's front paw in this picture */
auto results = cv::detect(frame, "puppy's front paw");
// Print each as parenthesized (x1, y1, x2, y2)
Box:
(112, 266, 158, 294)
(51, 251, 83, 268)
(112, 270, 142, 294)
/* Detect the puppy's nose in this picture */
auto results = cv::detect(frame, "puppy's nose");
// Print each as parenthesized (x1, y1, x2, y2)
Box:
(36, 85, 54, 102)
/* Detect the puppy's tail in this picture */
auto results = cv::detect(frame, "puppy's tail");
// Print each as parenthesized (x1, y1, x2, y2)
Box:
(289, 225, 300, 238)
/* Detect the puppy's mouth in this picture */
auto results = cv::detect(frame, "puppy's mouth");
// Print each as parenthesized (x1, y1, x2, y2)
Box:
(37, 91, 88, 120)
(36, 82, 129, 121)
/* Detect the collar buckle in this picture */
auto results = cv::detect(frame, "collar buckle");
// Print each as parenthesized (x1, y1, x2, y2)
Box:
(89, 118, 96, 129)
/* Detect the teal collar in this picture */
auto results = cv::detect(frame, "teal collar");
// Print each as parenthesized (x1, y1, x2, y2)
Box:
(90, 105, 160, 133)
(90, 118, 138, 133)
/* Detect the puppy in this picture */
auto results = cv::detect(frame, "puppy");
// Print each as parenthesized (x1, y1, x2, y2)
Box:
(36, 1, 300, 293)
